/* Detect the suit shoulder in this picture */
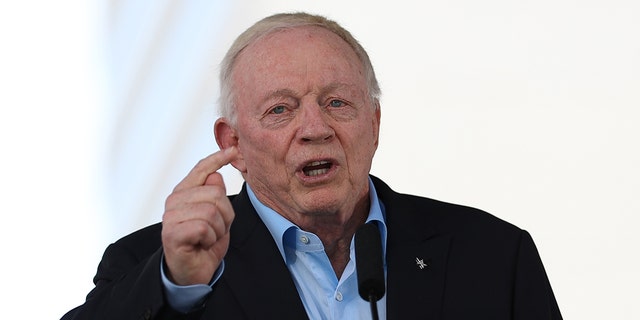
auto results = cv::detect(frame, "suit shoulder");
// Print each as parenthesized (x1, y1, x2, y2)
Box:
(371, 176, 522, 238)
(114, 222, 162, 244)
(398, 193, 520, 233)
(383, 191, 528, 259)
(105, 223, 163, 260)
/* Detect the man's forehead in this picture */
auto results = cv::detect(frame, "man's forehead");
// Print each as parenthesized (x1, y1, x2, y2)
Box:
(234, 29, 362, 76)
(240, 25, 355, 61)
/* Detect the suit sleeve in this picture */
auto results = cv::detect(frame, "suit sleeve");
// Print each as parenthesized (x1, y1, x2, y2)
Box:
(61, 239, 204, 320)
(512, 230, 563, 320)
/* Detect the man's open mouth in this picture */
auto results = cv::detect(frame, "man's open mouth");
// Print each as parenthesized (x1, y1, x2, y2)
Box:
(302, 160, 333, 177)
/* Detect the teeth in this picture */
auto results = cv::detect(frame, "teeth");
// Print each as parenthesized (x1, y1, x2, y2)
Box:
(306, 168, 329, 176)
(303, 160, 331, 176)
(308, 160, 329, 166)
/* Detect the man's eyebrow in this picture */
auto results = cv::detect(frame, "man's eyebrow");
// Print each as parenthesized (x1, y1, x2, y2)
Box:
(260, 83, 357, 103)
(319, 82, 357, 95)
(325, 82, 352, 91)
(261, 88, 298, 103)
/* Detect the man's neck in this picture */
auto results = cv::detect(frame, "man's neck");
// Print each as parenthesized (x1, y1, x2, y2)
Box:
(295, 195, 369, 278)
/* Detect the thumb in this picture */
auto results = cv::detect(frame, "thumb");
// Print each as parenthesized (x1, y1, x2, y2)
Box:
(204, 171, 225, 189)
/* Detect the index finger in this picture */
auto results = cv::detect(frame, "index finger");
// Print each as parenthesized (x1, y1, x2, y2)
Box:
(174, 147, 239, 192)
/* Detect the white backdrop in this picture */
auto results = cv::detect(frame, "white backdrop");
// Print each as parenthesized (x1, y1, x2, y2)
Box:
(1, 1, 638, 319)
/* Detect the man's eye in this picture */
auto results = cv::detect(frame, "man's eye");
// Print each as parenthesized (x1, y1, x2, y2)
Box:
(329, 100, 344, 108)
(271, 105, 286, 114)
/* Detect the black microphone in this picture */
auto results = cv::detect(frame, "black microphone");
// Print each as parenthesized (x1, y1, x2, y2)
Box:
(355, 222, 385, 320)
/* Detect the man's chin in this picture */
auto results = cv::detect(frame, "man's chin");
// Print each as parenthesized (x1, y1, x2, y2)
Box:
(295, 192, 347, 216)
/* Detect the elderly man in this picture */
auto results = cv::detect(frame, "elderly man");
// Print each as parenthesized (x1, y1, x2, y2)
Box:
(63, 12, 562, 320)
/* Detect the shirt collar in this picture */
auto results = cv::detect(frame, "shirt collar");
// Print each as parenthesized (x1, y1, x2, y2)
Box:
(246, 177, 388, 262)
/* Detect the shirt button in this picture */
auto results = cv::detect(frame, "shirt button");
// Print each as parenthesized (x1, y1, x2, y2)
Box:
(300, 235, 309, 244)
(335, 291, 343, 301)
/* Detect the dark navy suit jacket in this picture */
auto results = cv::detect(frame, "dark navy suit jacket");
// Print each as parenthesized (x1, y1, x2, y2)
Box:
(62, 176, 562, 319)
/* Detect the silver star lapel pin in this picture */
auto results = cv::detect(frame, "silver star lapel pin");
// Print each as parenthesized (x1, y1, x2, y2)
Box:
(416, 257, 427, 269)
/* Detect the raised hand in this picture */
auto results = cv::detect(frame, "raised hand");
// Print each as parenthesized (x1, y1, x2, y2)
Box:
(161, 147, 239, 285)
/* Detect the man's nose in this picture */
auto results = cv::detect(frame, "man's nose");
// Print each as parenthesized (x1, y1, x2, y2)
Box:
(297, 103, 335, 143)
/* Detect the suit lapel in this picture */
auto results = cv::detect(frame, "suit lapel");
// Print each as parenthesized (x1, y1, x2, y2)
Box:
(218, 186, 308, 319)
(386, 235, 451, 319)
(373, 176, 451, 320)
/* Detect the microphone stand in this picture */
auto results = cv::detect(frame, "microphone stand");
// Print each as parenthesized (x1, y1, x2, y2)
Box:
(368, 292, 380, 320)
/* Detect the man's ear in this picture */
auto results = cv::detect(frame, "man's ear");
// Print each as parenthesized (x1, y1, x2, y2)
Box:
(214, 118, 247, 173)
(373, 103, 381, 149)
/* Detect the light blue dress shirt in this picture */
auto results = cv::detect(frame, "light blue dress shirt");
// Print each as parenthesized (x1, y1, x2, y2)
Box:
(162, 178, 388, 319)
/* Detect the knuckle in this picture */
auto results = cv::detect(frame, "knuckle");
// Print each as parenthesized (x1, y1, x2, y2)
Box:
(192, 220, 211, 238)
(164, 191, 183, 209)
(199, 202, 218, 216)
(162, 208, 177, 223)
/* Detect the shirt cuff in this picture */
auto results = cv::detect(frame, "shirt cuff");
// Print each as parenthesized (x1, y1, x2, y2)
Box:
(160, 256, 224, 313)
